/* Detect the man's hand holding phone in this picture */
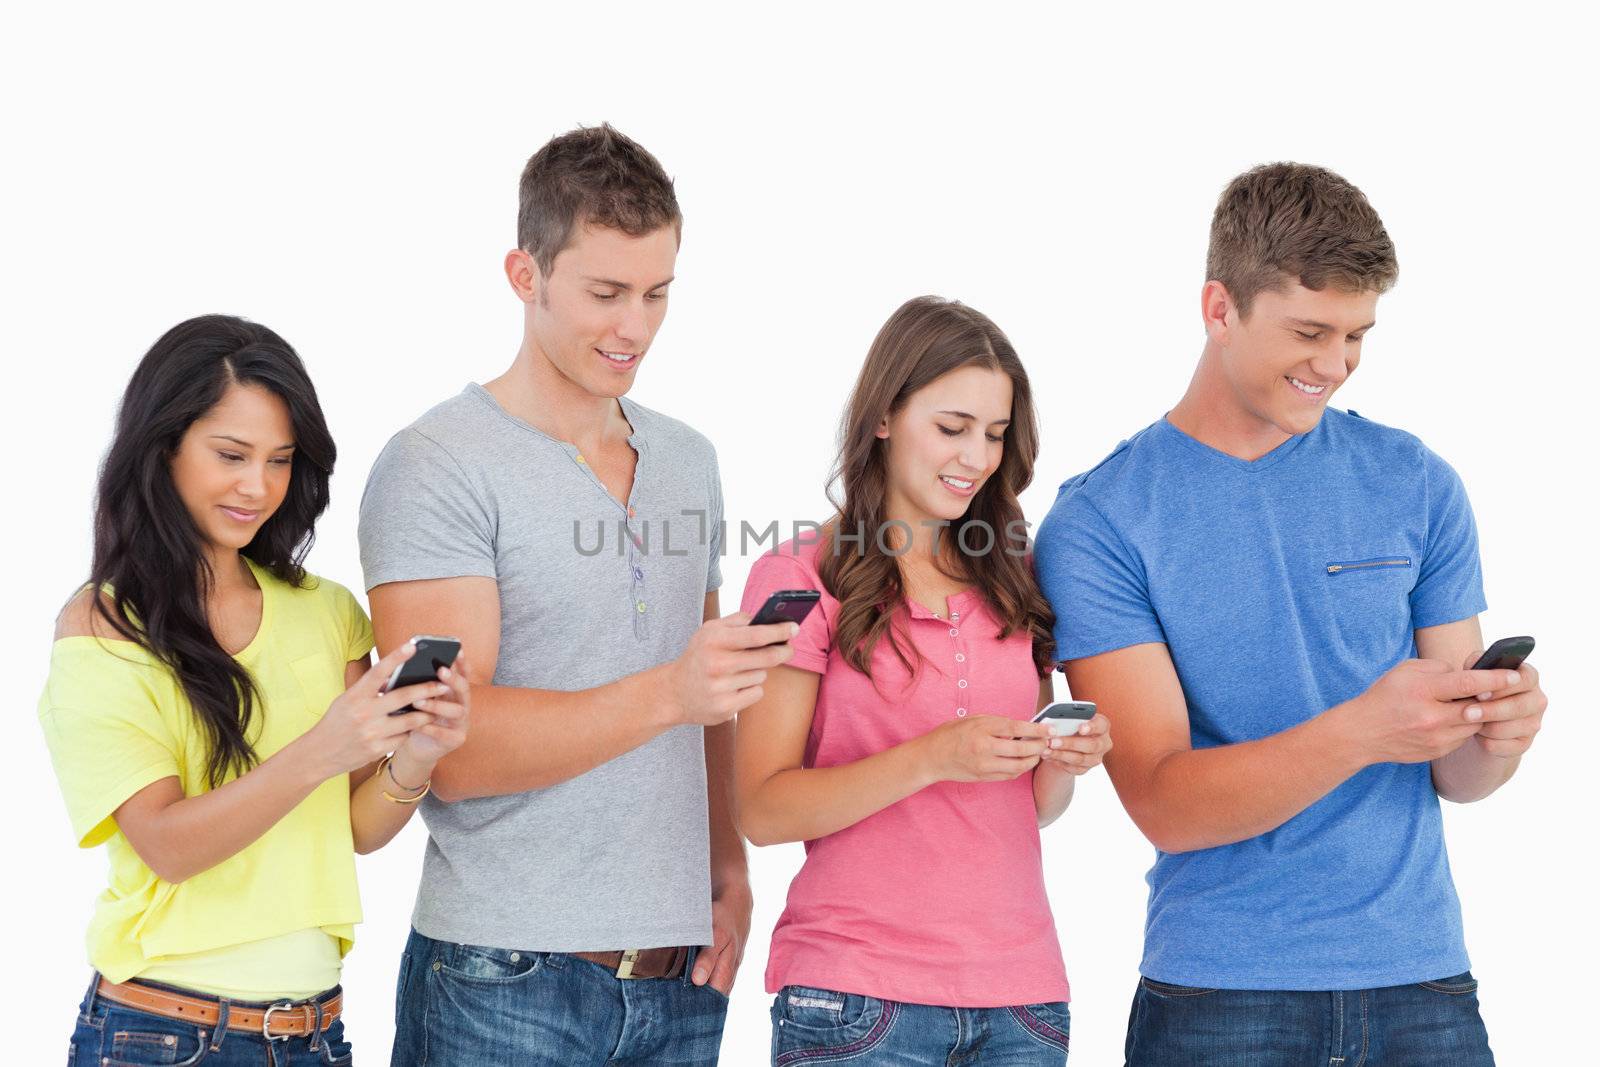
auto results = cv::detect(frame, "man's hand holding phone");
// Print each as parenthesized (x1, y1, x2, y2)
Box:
(1334, 636, 1543, 765)
(663, 614, 801, 727)
(1457, 639, 1545, 759)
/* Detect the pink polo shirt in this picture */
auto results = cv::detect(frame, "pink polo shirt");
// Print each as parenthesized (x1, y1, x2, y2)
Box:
(740, 538, 1070, 1008)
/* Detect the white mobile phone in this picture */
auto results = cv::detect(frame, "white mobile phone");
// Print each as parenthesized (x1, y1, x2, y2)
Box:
(1031, 700, 1096, 735)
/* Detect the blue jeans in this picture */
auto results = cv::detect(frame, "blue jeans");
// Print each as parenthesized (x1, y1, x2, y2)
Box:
(68, 972, 353, 1066)
(392, 927, 729, 1066)
(770, 983, 1070, 1065)
(1124, 971, 1494, 1065)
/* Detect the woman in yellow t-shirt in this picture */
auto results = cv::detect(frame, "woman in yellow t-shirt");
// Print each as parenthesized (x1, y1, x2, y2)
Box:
(41, 315, 472, 1066)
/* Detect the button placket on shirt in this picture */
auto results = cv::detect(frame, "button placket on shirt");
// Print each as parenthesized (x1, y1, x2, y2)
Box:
(949, 609, 969, 718)
(572, 449, 649, 640)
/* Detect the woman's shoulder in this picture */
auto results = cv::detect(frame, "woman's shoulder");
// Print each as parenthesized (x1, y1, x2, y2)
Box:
(54, 587, 138, 645)
(757, 537, 829, 582)
(261, 564, 363, 616)
(47, 590, 166, 697)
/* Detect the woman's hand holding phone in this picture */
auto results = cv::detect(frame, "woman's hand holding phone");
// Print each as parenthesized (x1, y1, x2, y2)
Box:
(306, 642, 459, 780)
(392, 649, 472, 772)
(1036, 713, 1113, 775)
(918, 715, 1056, 783)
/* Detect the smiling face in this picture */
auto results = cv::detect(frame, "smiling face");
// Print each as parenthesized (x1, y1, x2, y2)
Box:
(1208, 279, 1378, 440)
(877, 363, 1014, 530)
(515, 221, 678, 400)
(169, 381, 295, 556)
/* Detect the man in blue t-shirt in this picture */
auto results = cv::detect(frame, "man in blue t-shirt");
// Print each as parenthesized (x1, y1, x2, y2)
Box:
(1035, 163, 1548, 1066)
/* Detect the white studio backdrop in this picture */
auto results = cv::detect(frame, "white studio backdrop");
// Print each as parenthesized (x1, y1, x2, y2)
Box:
(4, 3, 1595, 1063)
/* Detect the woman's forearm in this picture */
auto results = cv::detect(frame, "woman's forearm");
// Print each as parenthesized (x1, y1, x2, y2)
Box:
(350, 748, 435, 854)
(740, 737, 938, 846)
(120, 732, 334, 883)
(1033, 762, 1076, 827)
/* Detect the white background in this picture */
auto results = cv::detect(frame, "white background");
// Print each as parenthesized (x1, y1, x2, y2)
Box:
(5, 3, 1596, 1063)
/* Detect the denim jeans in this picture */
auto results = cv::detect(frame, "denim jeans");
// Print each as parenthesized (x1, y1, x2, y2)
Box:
(68, 972, 353, 1066)
(391, 927, 729, 1066)
(769, 983, 1070, 1065)
(1124, 971, 1494, 1065)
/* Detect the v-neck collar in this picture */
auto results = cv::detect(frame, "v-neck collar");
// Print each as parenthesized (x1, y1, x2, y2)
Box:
(1154, 413, 1311, 472)
(467, 383, 647, 512)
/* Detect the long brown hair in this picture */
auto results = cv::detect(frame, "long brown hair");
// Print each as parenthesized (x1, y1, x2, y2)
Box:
(817, 296, 1056, 679)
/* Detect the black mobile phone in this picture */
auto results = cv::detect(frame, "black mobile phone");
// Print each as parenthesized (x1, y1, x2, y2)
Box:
(749, 590, 820, 645)
(1031, 700, 1097, 733)
(384, 635, 461, 715)
(1470, 635, 1535, 672)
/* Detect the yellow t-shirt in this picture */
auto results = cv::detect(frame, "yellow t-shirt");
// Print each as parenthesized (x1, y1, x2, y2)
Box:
(38, 558, 375, 992)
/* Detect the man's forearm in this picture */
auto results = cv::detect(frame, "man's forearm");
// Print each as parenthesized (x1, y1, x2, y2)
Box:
(704, 720, 748, 891)
(1122, 710, 1369, 853)
(431, 664, 679, 801)
(1431, 740, 1520, 804)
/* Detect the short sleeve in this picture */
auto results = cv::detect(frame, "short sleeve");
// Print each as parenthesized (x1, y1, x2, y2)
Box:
(1034, 485, 1167, 662)
(359, 428, 497, 591)
(1410, 447, 1487, 629)
(739, 552, 831, 673)
(38, 643, 179, 848)
(331, 582, 376, 662)
(706, 447, 724, 595)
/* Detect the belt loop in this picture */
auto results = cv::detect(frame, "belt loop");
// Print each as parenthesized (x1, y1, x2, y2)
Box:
(82, 972, 101, 1015)
(309, 997, 325, 1051)
(209, 999, 230, 1052)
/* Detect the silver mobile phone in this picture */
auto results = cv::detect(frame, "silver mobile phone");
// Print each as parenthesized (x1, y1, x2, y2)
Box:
(1031, 700, 1096, 735)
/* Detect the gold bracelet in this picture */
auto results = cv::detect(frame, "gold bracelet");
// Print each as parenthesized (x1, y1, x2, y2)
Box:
(378, 753, 431, 804)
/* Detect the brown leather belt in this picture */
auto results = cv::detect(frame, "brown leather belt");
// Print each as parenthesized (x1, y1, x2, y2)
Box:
(571, 946, 690, 979)
(95, 977, 341, 1040)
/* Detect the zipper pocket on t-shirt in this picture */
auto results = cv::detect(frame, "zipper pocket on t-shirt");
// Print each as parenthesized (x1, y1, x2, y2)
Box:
(1326, 557, 1412, 575)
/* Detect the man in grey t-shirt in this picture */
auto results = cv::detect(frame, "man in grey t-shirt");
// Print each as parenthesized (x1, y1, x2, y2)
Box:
(360, 125, 796, 1067)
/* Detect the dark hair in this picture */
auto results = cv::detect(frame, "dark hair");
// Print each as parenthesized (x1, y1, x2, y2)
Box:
(87, 314, 336, 789)
(517, 123, 681, 275)
(1207, 162, 1398, 315)
(818, 296, 1056, 679)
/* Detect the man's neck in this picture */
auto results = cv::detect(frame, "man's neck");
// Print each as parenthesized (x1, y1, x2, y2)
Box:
(485, 339, 629, 450)
(1166, 348, 1293, 462)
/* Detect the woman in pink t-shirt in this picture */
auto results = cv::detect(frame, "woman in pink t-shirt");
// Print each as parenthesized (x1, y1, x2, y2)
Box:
(736, 296, 1112, 1064)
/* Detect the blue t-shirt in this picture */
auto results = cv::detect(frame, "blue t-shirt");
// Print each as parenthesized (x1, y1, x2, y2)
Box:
(1035, 409, 1486, 990)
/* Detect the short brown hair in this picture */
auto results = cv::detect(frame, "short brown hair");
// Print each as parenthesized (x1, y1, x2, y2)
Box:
(1207, 162, 1398, 315)
(517, 124, 681, 275)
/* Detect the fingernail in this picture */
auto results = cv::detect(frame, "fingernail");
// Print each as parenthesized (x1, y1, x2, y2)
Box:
(1079, 724, 1091, 735)
(789, 623, 800, 636)
(1506, 671, 1521, 686)
(1049, 739, 1062, 749)
(1464, 705, 1482, 722)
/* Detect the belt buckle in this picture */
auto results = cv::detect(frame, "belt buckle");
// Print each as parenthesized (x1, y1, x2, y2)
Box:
(615, 948, 642, 980)
(261, 1001, 298, 1042)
